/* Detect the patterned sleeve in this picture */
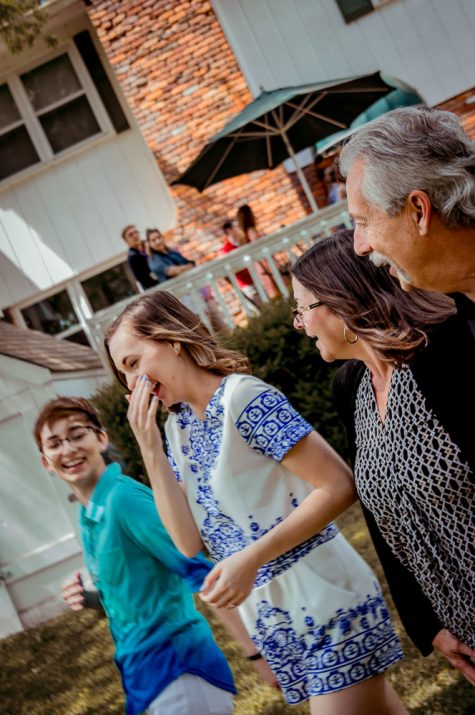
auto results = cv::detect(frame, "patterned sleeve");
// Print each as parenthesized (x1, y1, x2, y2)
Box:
(231, 375, 313, 461)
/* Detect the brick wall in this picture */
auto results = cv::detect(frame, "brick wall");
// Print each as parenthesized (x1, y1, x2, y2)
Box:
(437, 87, 475, 139)
(86, 0, 324, 267)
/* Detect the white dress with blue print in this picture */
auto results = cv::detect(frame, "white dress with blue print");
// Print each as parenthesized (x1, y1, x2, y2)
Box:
(165, 374, 403, 703)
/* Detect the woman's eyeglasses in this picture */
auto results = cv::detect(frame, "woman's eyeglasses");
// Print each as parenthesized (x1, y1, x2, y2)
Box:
(291, 300, 323, 319)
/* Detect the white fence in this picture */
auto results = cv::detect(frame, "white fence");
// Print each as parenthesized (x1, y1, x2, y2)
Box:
(87, 202, 351, 366)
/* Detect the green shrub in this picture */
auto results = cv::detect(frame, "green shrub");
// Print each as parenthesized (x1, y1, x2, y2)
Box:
(92, 298, 348, 482)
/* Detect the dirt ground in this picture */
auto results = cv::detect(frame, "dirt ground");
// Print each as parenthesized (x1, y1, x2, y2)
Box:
(1, 503, 473, 715)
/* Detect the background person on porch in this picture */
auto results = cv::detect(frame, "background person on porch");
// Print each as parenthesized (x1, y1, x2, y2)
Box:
(220, 221, 262, 309)
(323, 165, 346, 206)
(105, 290, 408, 715)
(121, 224, 158, 291)
(291, 231, 475, 686)
(146, 228, 227, 332)
(34, 396, 277, 715)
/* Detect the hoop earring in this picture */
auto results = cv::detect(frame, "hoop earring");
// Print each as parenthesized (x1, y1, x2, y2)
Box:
(344, 325, 358, 345)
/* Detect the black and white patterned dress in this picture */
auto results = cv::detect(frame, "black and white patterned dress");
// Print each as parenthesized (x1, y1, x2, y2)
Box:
(354, 367, 475, 648)
(166, 374, 403, 703)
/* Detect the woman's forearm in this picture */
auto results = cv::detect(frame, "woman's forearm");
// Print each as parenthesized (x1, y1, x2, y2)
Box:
(245, 481, 357, 569)
(142, 448, 204, 557)
(243, 431, 356, 567)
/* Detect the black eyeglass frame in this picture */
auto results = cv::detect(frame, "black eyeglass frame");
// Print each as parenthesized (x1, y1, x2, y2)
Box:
(291, 300, 323, 319)
(40, 424, 101, 455)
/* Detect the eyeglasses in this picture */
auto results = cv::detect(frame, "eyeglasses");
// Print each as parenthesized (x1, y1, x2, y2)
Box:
(291, 300, 323, 320)
(41, 425, 99, 456)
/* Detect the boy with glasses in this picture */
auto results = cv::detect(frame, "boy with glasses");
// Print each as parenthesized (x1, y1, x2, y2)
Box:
(35, 396, 253, 714)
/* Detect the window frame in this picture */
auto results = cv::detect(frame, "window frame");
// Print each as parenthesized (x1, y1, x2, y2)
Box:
(0, 42, 115, 187)
(334, 0, 375, 23)
(10, 256, 138, 347)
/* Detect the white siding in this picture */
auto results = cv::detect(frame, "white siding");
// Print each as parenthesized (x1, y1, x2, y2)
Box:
(0, 355, 83, 634)
(0, 130, 176, 308)
(212, 0, 475, 104)
(0, 354, 112, 635)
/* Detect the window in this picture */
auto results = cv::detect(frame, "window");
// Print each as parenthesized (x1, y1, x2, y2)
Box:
(0, 32, 128, 183)
(81, 262, 137, 312)
(0, 84, 40, 180)
(17, 261, 139, 348)
(335, 0, 374, 23)
(21, 54, 101, 154)
(21, 290, 79, 336)
(64, 330, 90, 347)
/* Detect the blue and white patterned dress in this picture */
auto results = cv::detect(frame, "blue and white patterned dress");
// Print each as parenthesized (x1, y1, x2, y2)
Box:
(165, 374, 403, 703)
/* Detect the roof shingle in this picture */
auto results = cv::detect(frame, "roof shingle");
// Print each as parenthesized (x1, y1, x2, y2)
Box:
(0, 321, 103, 372)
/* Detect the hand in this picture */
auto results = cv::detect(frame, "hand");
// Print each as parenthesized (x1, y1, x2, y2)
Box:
(250, 656, 280, 690)
(126, 376, 163, 456)
(432, 628, 475, 686)
(199, 549, 259, 608)
(62, 570, 85, 612)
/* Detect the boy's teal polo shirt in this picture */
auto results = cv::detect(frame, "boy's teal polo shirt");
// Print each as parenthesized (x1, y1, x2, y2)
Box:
(79, 463, 235, 715)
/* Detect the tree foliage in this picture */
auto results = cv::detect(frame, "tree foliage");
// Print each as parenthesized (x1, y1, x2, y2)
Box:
(0, 0, 57, 54)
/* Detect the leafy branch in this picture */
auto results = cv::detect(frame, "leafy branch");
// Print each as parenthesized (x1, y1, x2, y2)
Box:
(0, 0, 57, 55)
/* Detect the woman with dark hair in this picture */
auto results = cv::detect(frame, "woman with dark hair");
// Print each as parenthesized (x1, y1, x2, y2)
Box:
(236, 204, 279, 298)
(105, 290, 407, 715)
(291, 230, 475, 685)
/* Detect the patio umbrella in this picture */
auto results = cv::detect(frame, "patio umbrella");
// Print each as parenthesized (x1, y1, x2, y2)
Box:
(315, 81, 423, 157)
(172, 71, 395, 212)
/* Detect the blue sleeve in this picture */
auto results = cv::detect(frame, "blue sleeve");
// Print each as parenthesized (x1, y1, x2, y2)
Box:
(169, 250, 194, 267)
(231, 376, 313, 461)
(147, 253, 169, 284)
(116, 482, 211, 592)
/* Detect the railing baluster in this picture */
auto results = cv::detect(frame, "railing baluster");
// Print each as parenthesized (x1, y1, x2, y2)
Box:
(205, 273, 235, 330)
(262, 249, 289, 298)
(245, 258, 270, 303)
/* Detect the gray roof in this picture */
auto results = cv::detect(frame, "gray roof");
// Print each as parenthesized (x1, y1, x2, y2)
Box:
(0, 321, 103, 372)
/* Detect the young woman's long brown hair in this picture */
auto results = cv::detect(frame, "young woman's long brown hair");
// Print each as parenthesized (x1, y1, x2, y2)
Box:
(104, 290, 250, 391)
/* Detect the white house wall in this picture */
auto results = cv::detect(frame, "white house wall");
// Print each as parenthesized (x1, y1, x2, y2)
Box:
(0, 2, 176, 311)
(0, 129, 176, 309)
(0, 352, 119, 638)
(212, 0, 475, 105)
(52, 367, 109, 398)
(0, 354, 87, 635)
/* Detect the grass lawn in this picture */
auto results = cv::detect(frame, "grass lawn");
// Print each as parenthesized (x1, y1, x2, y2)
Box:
(1, 503, 473, 715)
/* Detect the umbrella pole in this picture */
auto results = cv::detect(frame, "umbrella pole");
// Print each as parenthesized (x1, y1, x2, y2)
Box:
(281, 129, 319, 214)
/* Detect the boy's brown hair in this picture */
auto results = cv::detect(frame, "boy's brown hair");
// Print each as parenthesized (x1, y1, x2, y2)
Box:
(121, 224, 135, 241)
(34, 397, 104, 451)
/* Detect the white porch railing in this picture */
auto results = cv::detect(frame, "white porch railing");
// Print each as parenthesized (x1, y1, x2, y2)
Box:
(87, 202, 351, 366)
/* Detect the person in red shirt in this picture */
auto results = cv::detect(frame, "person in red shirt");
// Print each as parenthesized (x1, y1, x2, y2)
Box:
(220, 222, 261, 309)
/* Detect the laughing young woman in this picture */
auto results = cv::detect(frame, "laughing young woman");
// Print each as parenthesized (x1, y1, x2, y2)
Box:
(105, 290, 408, 715)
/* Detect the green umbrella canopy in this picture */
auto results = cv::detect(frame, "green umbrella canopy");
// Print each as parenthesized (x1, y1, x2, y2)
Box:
(316, 79, 423, 156)
(172, 71, 394, 210)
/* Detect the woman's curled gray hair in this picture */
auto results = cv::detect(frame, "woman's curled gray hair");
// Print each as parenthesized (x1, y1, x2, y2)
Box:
(339, 107, 475, 229)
